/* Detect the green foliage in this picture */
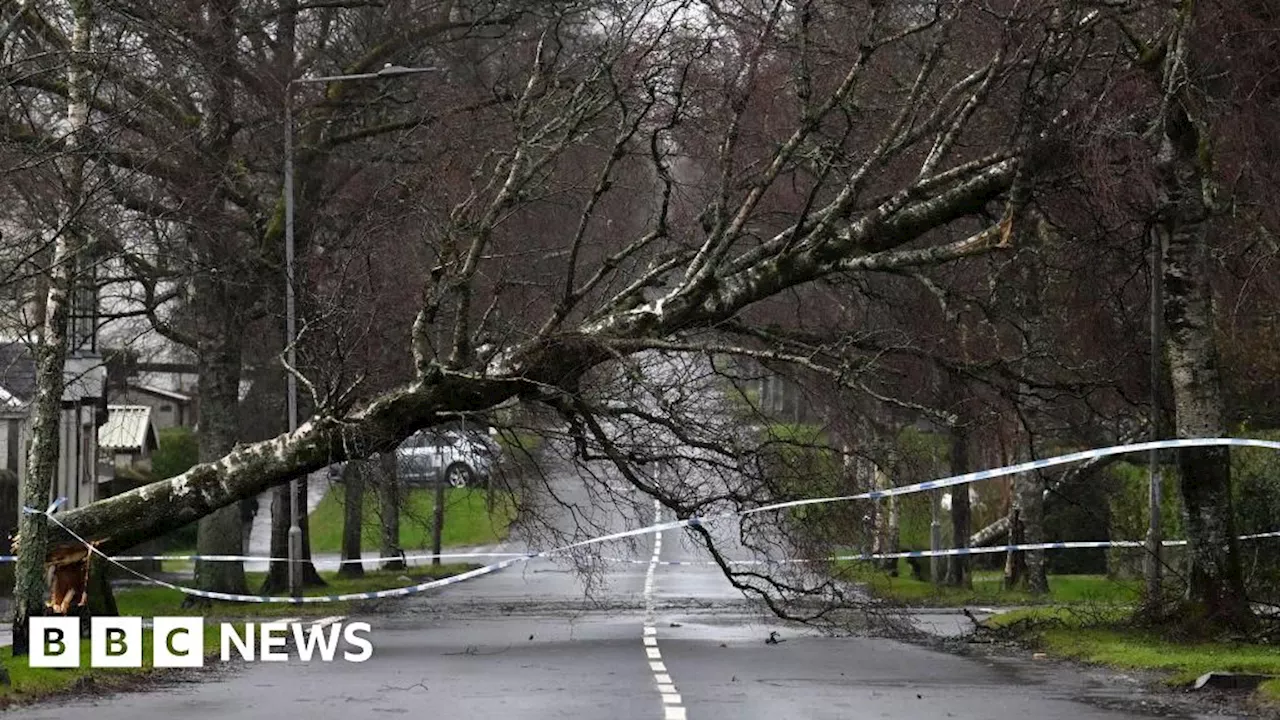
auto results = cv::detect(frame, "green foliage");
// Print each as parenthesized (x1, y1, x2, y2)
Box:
(841, 561, 1139, 607)
(112, 567, 473, 619)
(495, 430, 542, 460)
(987, 608, 1280, 693)
(307, 487, 515, 553)
(1105, 461, 1183, 578)
(760, 422, 840, 496)
(1230, 428, 1280, 602)
(890, 428, 949, 550)
(1260, 679, 1280, 704)
(151, 426, 199, 480)
(0, 625, 238, 702)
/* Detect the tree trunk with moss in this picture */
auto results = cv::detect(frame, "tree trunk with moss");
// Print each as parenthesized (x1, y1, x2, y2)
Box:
(260, 476, 326, 593)
(378, 452, 404, 571)
(189, 331, 249, 601)
(11, 0, 93, 657)
(946, 423, 972, 589)
(338, 461, 366, 579)
(1155, 2, 1251, 628)
(1019, 471, 1048, 594)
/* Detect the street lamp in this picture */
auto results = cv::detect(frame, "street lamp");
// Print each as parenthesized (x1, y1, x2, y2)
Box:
(283, 62, 438, 598)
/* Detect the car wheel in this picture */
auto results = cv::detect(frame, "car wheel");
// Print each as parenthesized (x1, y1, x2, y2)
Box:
(445, 462, 473, 488)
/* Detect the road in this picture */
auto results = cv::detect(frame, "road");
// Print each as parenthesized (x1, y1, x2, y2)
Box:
(5, 460, 1234, 720)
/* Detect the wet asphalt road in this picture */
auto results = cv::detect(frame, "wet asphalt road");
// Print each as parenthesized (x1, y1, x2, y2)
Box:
(4, 467, 1237, 720)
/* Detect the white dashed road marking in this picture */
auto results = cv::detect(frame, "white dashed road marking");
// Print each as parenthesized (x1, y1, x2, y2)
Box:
(644, 499, 686, 719)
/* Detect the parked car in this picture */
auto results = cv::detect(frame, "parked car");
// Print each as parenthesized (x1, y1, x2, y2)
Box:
(397, 428, 498, 487)
(329, 427, 500, 488)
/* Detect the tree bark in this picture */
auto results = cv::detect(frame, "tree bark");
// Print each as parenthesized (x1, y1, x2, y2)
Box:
(42, 152, 1016, 561)
(431, 480, 445, 567)
(969, 453, 1123, 547)
(1155, 1, 1251, 628)
(1019, 471, 1048, 594)
(260, 476, 325, 594)
(378, 452, 404, 571)
(946, 423, 972, 589)
(338, 461, 366, 579)
(871, 464, 898, 574)
(12, 0, 93, 657)
(189, 329, 249, 599)
(1003, 503, 1024, 590)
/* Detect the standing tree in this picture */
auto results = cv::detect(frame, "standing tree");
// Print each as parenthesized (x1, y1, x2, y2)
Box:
(1149, 1, 1250, 627)
(10, 0, 94, 655)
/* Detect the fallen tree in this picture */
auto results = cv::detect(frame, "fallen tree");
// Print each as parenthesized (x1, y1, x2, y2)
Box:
(14, 1, 1186, 623)
(52, 157, 1016, 555)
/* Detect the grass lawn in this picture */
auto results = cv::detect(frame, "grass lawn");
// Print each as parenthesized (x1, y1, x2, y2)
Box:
(1262, 679, 1280, 702)
(114, 566, 476, 619)
(0, 623, 239, 705)
(842, 559, 1140, 607)
(985, 607, 1280, 706)
(308, 487, 515, 554)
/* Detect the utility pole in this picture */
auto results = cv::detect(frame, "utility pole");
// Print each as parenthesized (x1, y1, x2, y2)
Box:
(284, 86, 301, 598)
(1145, 228, 1164, 605)
(283, 63, 439, 598)
(930, 489, 943, 585)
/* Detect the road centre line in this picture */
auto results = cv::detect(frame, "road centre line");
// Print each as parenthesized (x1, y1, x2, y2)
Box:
(644, 499, 687, 720)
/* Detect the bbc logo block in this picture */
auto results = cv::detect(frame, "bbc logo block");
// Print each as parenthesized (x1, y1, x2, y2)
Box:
(30, 617, 205, 668)
(29, 617, 372, 667)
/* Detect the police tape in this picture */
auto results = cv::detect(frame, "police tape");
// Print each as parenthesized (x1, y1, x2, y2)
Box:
(18, 436, 1280, 603)
(593, 529, 1280, 566)
(737, 437, 1280, 516)
(27, 505, 696, 604)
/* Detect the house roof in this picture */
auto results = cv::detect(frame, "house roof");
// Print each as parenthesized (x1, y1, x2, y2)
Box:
(127, 382, 192, 403)
(98, 405, 158, 452)
(0, 341, 37, 405)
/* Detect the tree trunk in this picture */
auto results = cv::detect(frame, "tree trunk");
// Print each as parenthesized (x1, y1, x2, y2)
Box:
(946, 423, 971, 589)
(85, 556, 118, 617)
(378, 452, 404, 571)
(969, 453, 1122, 547)
(338, 461, 366, 578)
(1155, 2, 1251, 628)
(872, 464, 898, 575)
(12, 0, 93, 657)
(1003, 504, 1024, 589)
(260, 476, 324, 594)
(1020, 471, 1048, 594)
(431, 480, 445, 566)
(189, 333, 249, 600)
(1161, 164, 1249, 624)
(13, 273, 76, 654)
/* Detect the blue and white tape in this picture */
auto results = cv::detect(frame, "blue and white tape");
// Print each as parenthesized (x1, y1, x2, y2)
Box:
(21, 436, 1280, 603)
(738, 437, 1280, 515)
(32, 505, 696, 604)
(592, 529, 1280, 566)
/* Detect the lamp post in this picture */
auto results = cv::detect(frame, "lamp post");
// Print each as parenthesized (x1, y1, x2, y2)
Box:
(283, 63, 438, 598)
(1145, 228, 1164, 605)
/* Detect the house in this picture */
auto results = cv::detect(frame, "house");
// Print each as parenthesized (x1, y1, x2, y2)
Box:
(98, 405, 158, 472)
(113, 381, 195, 431)
(0, 340, 109, 513)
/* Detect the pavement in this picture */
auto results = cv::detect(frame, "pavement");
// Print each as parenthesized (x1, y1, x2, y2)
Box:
(1, 457, 1242, 720)
(243, 472, 331, 573)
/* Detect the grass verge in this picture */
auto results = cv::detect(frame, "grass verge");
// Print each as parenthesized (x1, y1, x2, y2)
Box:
(1261, 679, 1280, 703)
(308, 487, 514, 554)
(115, 566, 476, 618)
(0, 623, 241, 705)
(843, 560, 1139, 607)
(986, 607, 1280, 707)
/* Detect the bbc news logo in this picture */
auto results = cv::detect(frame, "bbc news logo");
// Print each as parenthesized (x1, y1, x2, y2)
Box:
(29, 617, 374, 668)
